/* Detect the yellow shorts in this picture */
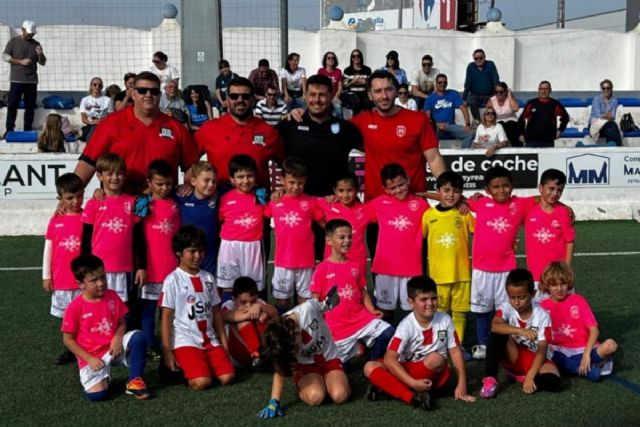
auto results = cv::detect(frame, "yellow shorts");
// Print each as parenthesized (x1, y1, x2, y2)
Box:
(436, 281, 471, 313)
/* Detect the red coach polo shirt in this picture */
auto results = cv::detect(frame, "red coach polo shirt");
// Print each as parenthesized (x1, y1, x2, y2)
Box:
(351, 108, 438, 201)
(80, 106, 198, 194)
(195, 114, 284, 188)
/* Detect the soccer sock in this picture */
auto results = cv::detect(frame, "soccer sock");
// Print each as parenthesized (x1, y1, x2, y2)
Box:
(126, 331, 148, 380)
(85, 389, 109, 402)
(238, 324, 261, 355)
(485, 332, 508, 378)
(476, 311, 494, 345)
(370, 326, 395, 360)
(140, 299, 159, 349)
(452, 311, 467, 344)
(534, 373, 561, 392)
(369, 367, 413, 404)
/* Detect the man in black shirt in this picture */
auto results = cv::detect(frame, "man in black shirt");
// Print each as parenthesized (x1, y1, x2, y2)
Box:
(518, 80, 569, 148)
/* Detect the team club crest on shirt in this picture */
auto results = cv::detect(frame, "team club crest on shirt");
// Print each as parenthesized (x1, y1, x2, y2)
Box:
(437, 330, 447, 343)
(396, 125, 407, 138)
(309, 318, 319, 331)
(331, 122, 340, 134)
(187, 295, 196, 304)
(454, 217, 462, 228)
(508, 202, 517, 215)
(351, 267, 358, 278)
(159, 127, 174, 139)
(408, 200, 419, 212)
(299, 201, 310, 211)
(253, 134, 265, 146)
(570, 305, 580, 319)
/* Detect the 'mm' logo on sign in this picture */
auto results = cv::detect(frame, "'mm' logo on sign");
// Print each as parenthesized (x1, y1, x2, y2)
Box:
(567, 154, 610, 186)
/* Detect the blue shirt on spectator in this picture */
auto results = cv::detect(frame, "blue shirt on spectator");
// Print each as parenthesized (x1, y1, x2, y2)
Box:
(590, 94, 619, 120)
(463, 60, 499, 100)
(379, 66, 409, 85)
(424, 90, 464, 124)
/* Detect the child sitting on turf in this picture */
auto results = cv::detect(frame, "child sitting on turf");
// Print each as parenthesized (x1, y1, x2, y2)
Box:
(317, 173, 368, 275)
(466, 166, 537, 360)
(525, 169, 575, 300)
(422, 171, 475, 357)
(217, 155, 265, 301)
(364, 275, 475, 410)
(539, 262, 617, 381)
(160, 225, 234, 390)
(81, 153, 145, 302)
(258, 292, 349, 419)
(222, 276, 279, 367)
(366, 163, 429, 320)
(43, 173, 85, 365)
(310, 219, 394, 363)
(265, 157, 324, 312)
(139, 160, 181, 357)
(479, 268, 561, 398)
(176, 161, 219, 276)
(62, 254, 150, 401)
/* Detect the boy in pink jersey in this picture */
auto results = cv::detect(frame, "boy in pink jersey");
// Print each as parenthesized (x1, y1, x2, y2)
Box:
(138, 160, 181, 358)
(467, 166, 536, 360)
(479, 269, 560, 399)
(160, 225, 234, 390)
(62, 254, 150, 401)
(364, 276, 475, 410)
(310, 219, 393, 365)
(217, 155, 265, 301)
(81, 154, 145, 303)
(265, 157, 324, 313)
(525, 169, 575, 300)
(366, 163, 428, 320)
(43, 173, 85, 365)
(539, 262, 617, 381)
(317, 173, 368, 274)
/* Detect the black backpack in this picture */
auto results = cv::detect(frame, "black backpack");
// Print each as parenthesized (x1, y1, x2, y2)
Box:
(619, 113, 639, 132)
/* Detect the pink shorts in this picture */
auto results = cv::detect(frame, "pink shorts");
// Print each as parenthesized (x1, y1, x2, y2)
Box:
(174, 346, 235, 380)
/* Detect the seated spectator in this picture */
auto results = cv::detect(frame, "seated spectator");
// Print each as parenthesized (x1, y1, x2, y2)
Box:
(281, 52, 306, 109)
(79, 77, 113, 142)
(150, 51, 180, 90)
(114, 72, 136, 111)
(518, 80, 569, 148)
(254, 84, 288, 126)
(38, 113, 65, 152)
(486, 82, 521, 147)
(590, 79, 622, 146)
(249, 58, 280, 101)
(186, 87, 213, 132)
(342, 48, 372, 115)
(472, 106, 508, 157)
(394, 83, 417, 111)
(379, 50, 408, 85)
(424, 74, 474, 148)
(411, 54, 440, 108)
(317, 51, 343, 118)
(106, 84, 121, 100)
(215, 59, 239, 113)
(160, 79, 187, 122)
(463, 49, 500, 124)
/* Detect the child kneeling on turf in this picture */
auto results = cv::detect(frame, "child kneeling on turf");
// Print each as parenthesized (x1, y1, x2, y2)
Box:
(310, 219, 394, 363)
(480, 268, 561, 398)
(364, 276, 475, 410)
(258, 293, 350, 419)
(540, 262, 617, 381)
(62, 254, 150, 401)
(160, 225, 234, 390)
(222, 276, 279, 367)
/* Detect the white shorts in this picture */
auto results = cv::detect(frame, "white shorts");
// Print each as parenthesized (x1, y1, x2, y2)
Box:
(50, 289, 82, 318)
(271, 267, 313, 300)
(470, 269, 509, 313)
(106, 272, 131, 302)
(78, 330, 136, 391)
(335, 318, 391, 362)
(375, 275, 411, 311)
(216, 240, 264, 290)
(139, 282, 162, 300)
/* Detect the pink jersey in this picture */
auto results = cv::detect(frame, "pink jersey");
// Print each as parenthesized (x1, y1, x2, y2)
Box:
(144, 198, 181, 283)
(317, 199, 368, 272)
(388, 311, 459, 362)
(525, 204, 575, 281)
(366, 194, 428, 276)
(61, 289, 128, 368)
(285, 299, 341, 365)
(468, 195, 536, 272)
(219, 189, 264, 242)
(264, 194, 324, 268)
(496, 302, 551, 355)
(540, 293, 597, 350)
(45, 213, 83, 290)
(309, 259, 375, 341)
(82, 194, 139, 272)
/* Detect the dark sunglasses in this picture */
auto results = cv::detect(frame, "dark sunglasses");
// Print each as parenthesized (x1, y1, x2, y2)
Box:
(495, 90, 505, 94)
(436, 81, 447, 85)
(398, 91, 408, 95)
(91, 83, 103, 87)
(152, 59, 161, 64)
(326, 56, 336, 60)
(601, 86, 612, 90)
(484, 112, 496, 116)
(135, 87, 161, 96)
(228, 93, 252, 101)
(351, 54, 361, 58)
(474, 56, 484, 61)
(422, 62, 433, 66)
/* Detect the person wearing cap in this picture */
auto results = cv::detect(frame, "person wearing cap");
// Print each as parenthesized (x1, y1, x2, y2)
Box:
(379, 50, 408, 86)
(3, 20, 46, 138)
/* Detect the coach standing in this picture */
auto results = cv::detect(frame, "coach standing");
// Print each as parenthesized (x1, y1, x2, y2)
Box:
(3, 20, 46, 138)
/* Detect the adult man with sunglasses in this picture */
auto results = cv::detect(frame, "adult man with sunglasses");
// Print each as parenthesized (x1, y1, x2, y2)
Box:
(463, 49, 499, 124)
(74, 71, 198, 194)
(411, 54, 439, 109)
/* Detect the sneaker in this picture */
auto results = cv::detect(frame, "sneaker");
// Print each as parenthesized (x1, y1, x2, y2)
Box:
(366, 385, 390, 402)
(251, 355, 263, 369)
(471, 345, 486, 360)
(54, 350, 76, 365)
(479, 376, 498, 398)
(125, 377, 151, 400)
(410, 391, 432, 411)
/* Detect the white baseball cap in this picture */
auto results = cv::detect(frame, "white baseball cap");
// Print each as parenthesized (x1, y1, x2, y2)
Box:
(22, 20, 37, 34)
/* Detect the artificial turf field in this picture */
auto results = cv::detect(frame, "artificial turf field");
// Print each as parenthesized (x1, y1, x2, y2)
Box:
(1, 220, 639, 426)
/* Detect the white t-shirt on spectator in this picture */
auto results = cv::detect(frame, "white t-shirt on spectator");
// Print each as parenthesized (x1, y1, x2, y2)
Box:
(79, 95, 113, 120)
(280, 67, 306, 92)
(150, 63, 180, 90)
(474, 123, 507, 148)
(395, 97, 418, 111)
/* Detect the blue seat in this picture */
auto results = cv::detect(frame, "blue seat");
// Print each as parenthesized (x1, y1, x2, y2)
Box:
(64, 134, 77, 142)
(5, 131, 38, 142)
(558, 98, 588, 108)
(623, 130, 640, 137)
(617, 97, 640, 107)
(584, 98, 593, 106)
(560, 128, 587, 138)
(518, 99, 527, 108)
